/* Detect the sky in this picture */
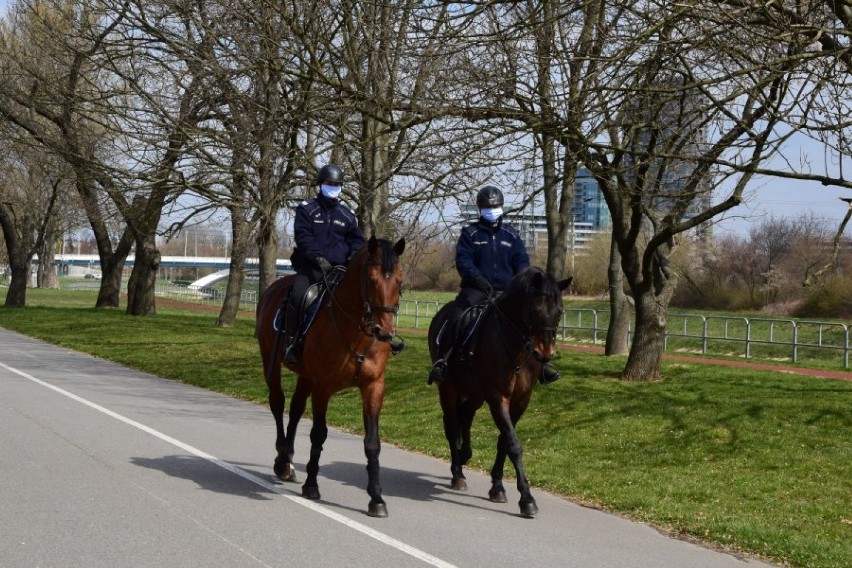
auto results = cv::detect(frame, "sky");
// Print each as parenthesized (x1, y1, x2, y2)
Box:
(2, 1, 849, 239)
(711, 132, 852, 237)
(714, 178, 852, 238)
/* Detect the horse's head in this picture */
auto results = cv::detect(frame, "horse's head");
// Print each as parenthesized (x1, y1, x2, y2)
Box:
(504, 267, 572, 363)
(358, 235, 405, 343)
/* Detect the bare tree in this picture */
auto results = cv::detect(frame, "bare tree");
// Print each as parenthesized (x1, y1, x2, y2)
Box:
(309, 1, 494, 243)
(0, 0, 137, 308)
(579, 2, 816, 379)
(0, 139, 65, 306)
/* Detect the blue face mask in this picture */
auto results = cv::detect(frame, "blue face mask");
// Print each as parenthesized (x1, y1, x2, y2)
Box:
(321, 183, 342, 199)
(480, 207, 503, 223)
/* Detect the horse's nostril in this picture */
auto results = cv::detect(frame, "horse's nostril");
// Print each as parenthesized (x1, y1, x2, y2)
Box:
(373, 326, 393, 341)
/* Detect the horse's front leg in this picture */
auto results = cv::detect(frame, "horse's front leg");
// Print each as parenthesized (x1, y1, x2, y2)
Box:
(488, 435, 508, 504)
(278, 376, 310, 483)
(361, 379, 388, 518)
(264, 351, 290, 481)
(302, 392, 329, 501)
(488, 400, 537, 518)
(439, 387, 467, 490)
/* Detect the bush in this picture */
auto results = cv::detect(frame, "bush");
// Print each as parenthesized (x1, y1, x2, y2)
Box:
(794, 276, 852, 319)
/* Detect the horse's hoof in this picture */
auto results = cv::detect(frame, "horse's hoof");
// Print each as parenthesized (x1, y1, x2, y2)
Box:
(302, 484, 321, 500)
(368, 501, 388, 518)
(451, 477, 468, 491)
(519, 500, 539, 518)
(275, 462, 298, 483)
(489, 489, 508, 503)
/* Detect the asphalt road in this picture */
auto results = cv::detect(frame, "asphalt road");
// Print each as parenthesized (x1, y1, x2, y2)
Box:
(0, 327, 776, 568)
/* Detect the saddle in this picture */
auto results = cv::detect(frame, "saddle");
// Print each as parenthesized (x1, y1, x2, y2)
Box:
(274, 268, 346, 349)
(439, 302, 491, 361)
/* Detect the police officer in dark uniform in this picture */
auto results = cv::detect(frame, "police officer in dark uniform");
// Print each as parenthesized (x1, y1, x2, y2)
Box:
(428, 185, 561, 385)
(283, 164, 365, 363)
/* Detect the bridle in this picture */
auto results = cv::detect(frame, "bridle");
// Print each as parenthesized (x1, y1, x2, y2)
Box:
(359, 260, 400, 343)
(324, 257, 401, 379)
(489, 294, 563, 364)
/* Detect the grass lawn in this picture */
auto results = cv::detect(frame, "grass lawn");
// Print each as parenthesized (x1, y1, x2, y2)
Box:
(0, 288, 850, 568)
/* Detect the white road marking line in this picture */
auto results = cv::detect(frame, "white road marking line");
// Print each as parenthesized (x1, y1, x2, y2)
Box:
(1, 361, 458, 568)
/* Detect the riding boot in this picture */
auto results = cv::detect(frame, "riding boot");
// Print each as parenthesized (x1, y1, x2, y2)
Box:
(428, 339, 453, 384)
(539, 363, 561, 385)
(283, 302, 300, 365)
(427, 356, 448, 385)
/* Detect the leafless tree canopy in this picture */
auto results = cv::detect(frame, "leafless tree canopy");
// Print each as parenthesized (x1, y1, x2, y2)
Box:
(1, 0, 849, 375)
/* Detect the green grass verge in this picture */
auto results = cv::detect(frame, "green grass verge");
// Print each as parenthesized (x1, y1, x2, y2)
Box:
(1, 289, 850, 568)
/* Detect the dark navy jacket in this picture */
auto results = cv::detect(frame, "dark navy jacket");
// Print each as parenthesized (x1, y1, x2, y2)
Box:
(290, 193, 365, 270)
(456, 217, 530, 292)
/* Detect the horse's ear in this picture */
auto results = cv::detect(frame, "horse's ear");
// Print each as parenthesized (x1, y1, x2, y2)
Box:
(558, 277, 572, 291)
(394, 238, 405, 257)
(368, 234, 378, 253)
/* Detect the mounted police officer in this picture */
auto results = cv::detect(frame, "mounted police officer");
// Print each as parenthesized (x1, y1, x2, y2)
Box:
(428, 185, 561, 385)
(283, 164, 365, 364)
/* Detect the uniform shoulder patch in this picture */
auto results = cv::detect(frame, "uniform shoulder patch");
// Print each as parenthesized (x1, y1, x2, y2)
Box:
(501, 223, 521, 239)
(462, 224, 478, 237)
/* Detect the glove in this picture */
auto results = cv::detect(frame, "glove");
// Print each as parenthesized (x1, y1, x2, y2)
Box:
(474, 275, 494, 296)
(315, 256, 333, 275)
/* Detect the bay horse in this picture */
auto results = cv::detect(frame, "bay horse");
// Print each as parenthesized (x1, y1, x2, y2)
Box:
(428, 267, 571, 518)
(256, 235, 405, 517)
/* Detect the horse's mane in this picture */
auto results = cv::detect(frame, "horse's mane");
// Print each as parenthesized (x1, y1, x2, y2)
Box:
(377, 239, 400, 274)
(353, 237, 400, 274)
(501, 266, 560, 304)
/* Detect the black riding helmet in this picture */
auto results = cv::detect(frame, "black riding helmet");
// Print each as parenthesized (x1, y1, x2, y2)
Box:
(317, 164, 345, 185)
(476, 185, 504, 209)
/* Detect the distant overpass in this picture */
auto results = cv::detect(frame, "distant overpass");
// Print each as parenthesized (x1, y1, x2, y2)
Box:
(54, 254, 293, 271)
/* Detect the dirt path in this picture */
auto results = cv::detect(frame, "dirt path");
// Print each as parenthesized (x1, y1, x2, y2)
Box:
(562, 344, 852, 381)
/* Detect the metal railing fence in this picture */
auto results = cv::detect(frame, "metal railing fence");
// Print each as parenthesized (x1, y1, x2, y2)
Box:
(395, 299, 850, 369)
(58, 281, 851, 369)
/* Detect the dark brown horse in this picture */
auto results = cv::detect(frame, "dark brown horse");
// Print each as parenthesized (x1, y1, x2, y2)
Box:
(428, 267, 571, 517)
(256, 236, 405, 517)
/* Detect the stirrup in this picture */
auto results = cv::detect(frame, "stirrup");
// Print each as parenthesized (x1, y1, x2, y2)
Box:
(284, 343, 298, 364)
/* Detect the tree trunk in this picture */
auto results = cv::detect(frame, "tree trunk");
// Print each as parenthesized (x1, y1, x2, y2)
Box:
(541, 135, 570, 277)
(0, 203, 33, 307)
(4, 253, 30, 308)
(37, 242, 59, 289)
(605, 237, 631, 355)
(359, 111, 391, 239)
(126, 235, 160, 316)
(76, 176, 130, 309)
(621, 290, 668, 380)
(620, 243, 678, 381)
(256, 214, 278, 297)
(217, 208, 251, 327)
(94, 230, 132, 309)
